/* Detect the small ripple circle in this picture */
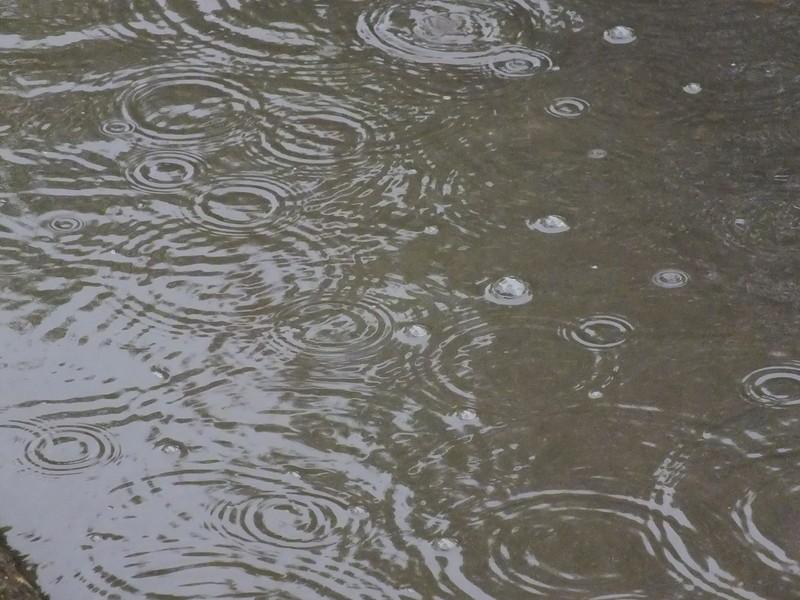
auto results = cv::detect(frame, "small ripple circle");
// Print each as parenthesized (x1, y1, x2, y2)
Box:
(562, 314, 634, 349)
(13, 421, 121, 477)
(125, 151, 204, 193)
(741, 362, 800, 408)
(652, 269, 690, 289)
(546, 97, 590, 119)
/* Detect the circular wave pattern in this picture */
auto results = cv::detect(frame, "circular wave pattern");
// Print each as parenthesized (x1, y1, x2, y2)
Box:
(260, 292, 396, 365)
(255, 97, 377, 171)
(42, 212, 85, 234)
(651, 268, 690, 289)
(356, 0, 561, 77)
(545, 96, 590, 119)
(468, 490, 672, 598)
(100, 119, 135, 136)
(119, 68, 260, 148)
(422, 312, 618, 409)
(186, 174, 302, 237)
(741, 362, 800, 408)
(561, 314, 634, 349)
(209, 487, 363, 550)
(10, 421, 121, 477)
(125, 150, 205, 193)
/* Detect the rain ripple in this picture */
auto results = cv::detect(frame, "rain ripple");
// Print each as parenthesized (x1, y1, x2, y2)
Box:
(2, 420, 121, 477)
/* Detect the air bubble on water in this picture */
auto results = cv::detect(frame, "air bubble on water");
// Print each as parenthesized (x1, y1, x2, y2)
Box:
(527, 214, 570, 234)
(485, 276, 532, 305)
(588, 390, 604, 400)
(424, 225, 439, 235)
(397, 323, 431, 346)
(603, 25, 637, 45)
(151, 366, 169, 380)
(458, 409, 477, 421)
(588, 148, 607, 159)
(155, 438, 189, 457)
(434, 537, 457, 551)
(682, 82, 702, 95)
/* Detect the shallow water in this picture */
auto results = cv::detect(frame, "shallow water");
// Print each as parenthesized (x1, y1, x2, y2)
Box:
(0, 0, 798, 598)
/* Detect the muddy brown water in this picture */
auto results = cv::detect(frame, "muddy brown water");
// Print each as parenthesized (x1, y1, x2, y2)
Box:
(0, 0, 799, 598)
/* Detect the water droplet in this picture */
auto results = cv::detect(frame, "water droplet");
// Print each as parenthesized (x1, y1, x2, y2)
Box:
(485, 276, 533, 306)
(155, 438, 189, 457)
(683, 82, 703, 95)
(87, 532, 124, 543)
(603, 25, 637, 45)
(546, 97, 590, 119)
(587, 148, 607, 159)
(458, 409, 477, 421)
(397, 323, 431, 346)
(151, 366, 169, 380)
(652, 269, 690, 289)
(527, 215, 570, 234)
(434, 537, 457, 551)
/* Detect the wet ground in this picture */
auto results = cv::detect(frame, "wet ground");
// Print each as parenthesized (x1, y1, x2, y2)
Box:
(0, 0, 799, 598)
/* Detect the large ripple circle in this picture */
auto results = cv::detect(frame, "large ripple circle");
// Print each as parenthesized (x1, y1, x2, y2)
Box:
(11, 421, 121, 477)
(253, 95, 380, 171)
(421, 312, 619, 410)
(186, 174, 302, 237)
(741, 361, 800, 408)
(261, 292, 395, 364)
(356, 0, 563, 75)
(466, 490, 674, 598)
(209, 487, 360, 550)
(119, 68, 260, 148)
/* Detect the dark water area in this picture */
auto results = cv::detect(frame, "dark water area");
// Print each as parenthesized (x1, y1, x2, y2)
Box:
(0, 0, 799, 598)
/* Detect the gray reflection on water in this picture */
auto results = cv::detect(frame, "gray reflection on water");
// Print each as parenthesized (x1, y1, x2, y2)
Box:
(0, 0, 798, 598)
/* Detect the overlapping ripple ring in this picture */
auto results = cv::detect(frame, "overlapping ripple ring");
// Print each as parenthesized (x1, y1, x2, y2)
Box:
(208, 485, 363, 550)
(125, 150, 205, 193)
(356, 0, 555, 77)
(253, 96, 377, 171)
(422, 312, 618, 408)
(6, 420, 121, 477)
(560, 314, 635, 350)
(649, 413, 800, 598)
(741, 361, 800, 407)
(186, 174, 302, 237)
(118, 68, 260, 148)
(262, 292, 396, 364)
(469, 489, 677, 598)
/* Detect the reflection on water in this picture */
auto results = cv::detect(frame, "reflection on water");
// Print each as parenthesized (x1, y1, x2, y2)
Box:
(0, 0, 798, 598)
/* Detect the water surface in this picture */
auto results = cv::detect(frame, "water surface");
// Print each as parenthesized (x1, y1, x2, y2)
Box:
(1, 0, 799, 598)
